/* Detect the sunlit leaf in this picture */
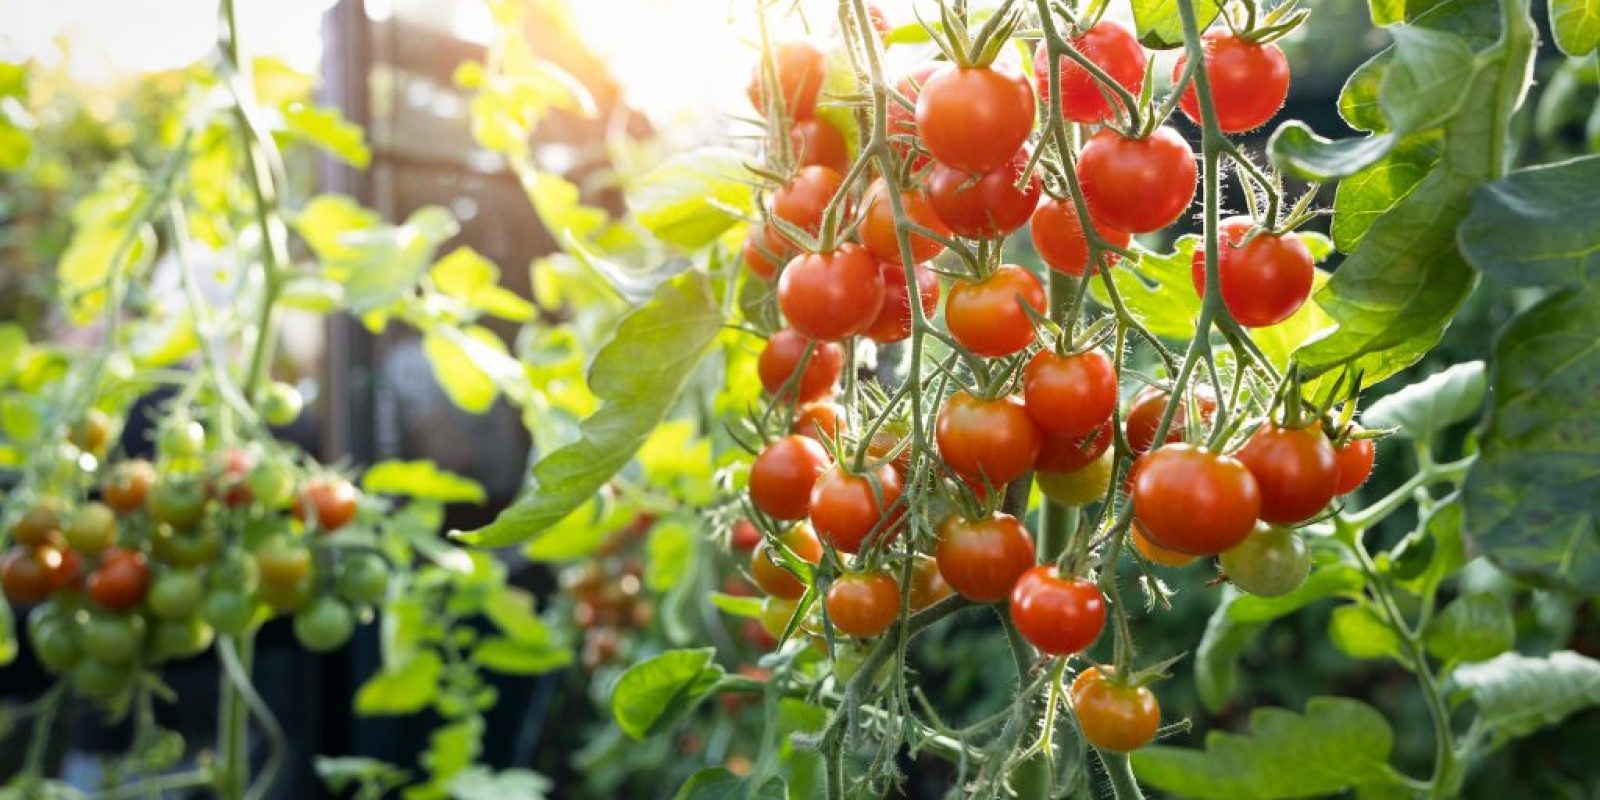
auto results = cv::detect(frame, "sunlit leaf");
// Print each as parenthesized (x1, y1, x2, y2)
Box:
(354, 649, 443, 715)
(362, 460, 487, 504)
(611, 648, 724, 740)
(1363, 361, 1485, 439)
(1551, 0, 1600, 55)
(629, 148, 753, 250)
(1425, 593, 1513, 662)
(277, 102, 371, 168)
(1451, 651, 1600, 743)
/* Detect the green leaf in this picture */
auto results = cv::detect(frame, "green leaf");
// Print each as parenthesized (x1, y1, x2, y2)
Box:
(1551, 0, 1600, 55)
(1329, 604, 1407, 662)
(332, 206, 459, 312)
(1332, 134, 1442, 252)
(1425, 593, 1513, 662)
(355, 650, 443, 715)
(521, 499, 632, 563)
(423, 332, 498, 414)
(1379, 27, 1477, 133)
(0, 601, 15, 667)
(483, 588, 552, 643)
(1458, 154, 1600, 287)
(1339, 51, 1391, 133)
(1394, 498, 1468, 595)
(1270, 125, 1397, 182)
(1129, 0, 1223, 49)
(1092, 236, 1201, 339)
(431, 246, 535, 322)
(709, 592, 764, 619)
(294, 194, 380, 263)
(278, 102, 371, 168)
(457, 270, 725, 546)
(645, 517, 696, 592)
(1462, 289, 1600, 594)
(1132, 697, 1402, 799)
(672, 768, 785, 800)
(611, 648, 724, 740)
(1450, 650, 1600, 742)
(447, 767, 552, 800)
(362, 460, 487, 504)
(1363, 361, 1486, 439)
(0, 118, 29, 171)
(629, 148, 753, 250)
(471, 636, 573, 675)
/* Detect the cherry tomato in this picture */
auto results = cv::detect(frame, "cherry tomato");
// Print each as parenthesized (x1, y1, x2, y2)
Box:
(915, 64, 1035, 174)
(825, 571, 900, 638)
(2, 546, 55, 605)
(28, 613, 82, 672)
(48, 547, 83, 592)
(1174, 32, 1290, 134)
(87, 549, 151, 612)
(742, 223, 792, 281)
(1036, 448, 1115, 507)
(151, 523, 221, 567)
(102, 460, 156, 515)
(1124, 386, 1216, 453)
(944, 265, 1047, 358)
(147, 569, 205, 620)
(69, 408, 114, 454)
(1034, 20, 1147, 124)
(246, 459, 296, 510)
(303, 477, 360, 532)
(758, 596, 800, 640)
(331, 552, 389, 608)
(793, 402, 845, 441)
(73, 657, 137, 698)
(936, 392, 1042, 487)
(254, 537, 313, 588)
(935, 513, 1037, 603)
(212, 447, 257, 507)
(1070, 667, 1161, 752)
(777, 245, 885, 342)
(58, 504, 113, 559)
(1077, 126, 1197, 234)
(1023, 349, 1117, 438)
(886, 64, 938, 172)
(261, 382, 305, 426)
(1030, 198, 1131, 277)
(159, 418, 206, 461)
(1035, 419, 1111, 477)
(294, 597, 356, 653)
(150, 616, 213, 661)
(12, 499, 64, 547)
(1132, 444, 1260, 555)
(259, 573, 315, 613)
(771, 165, 845, 241)
(1221, 523, 1311, 597)
(865, 425, 912, 477)
(1131, 523, 1198, 567)
(759, 329, 842, 405)
(809, 464, 903, 554)
(1010, 565, 1105, 655)
(749, 435, 832, 521)
(749, 524, 823, 599)
(860, 179, 948, 265)
(1334, 434, 1377, 495)
(866, 3, 891, 37)
(147, 478, 208, 528)
(865, 261, 939, 344)
(730, 519, 763, 552)
(790, 118, 848, 172)
(82, 613, 145, 663)
(1191, 218, 1315, 328)
(1236, 423, 1338, 524)
(926, 150, 1042, 239)
(204, 590, 257, 636)
(748, 41, 827, 119)
(907, 554, 952, 611)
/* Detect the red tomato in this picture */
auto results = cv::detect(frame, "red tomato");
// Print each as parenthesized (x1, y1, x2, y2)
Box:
(1077, 126, 1196, 234)
(907, 555, 952, 611)
(748, 41, 827, 119)
(860, 179, 948, 264)
(749, 524, 824, 599)
(1070, 667, 1161, 752)
(2, 546, 55, 605)
(944, 265, 1047, 357)
(1036, 417, 1114, 473)
(212, 447, 256, 508)
(1174, 32, 1290, 134)
(887, 65, 938, 173)
(936, 392, 1042, 487)
(771, 165, 845, 241)
(1131, 523, 1198, 567)
(1236, 423, 1339, 524)
(49, 547, 85, 591)
(809, 464, 903, 554)
(742, 223, 792, 281)
(790, 118, 849, 172)
(1030, 198, 1131, 277)
(926, 151, 1042, 240)
(1124, 385, 1216, 453)
(749, 435, 832, 520)
(825, 571, 901, 637)
(865, 261, 940, 344)
(11, 500, 63, 548)
(865, 426, 912, 477)
(1010, 565, 1105, 655)
(304, 478, 360, 532)
(759, 329, 843, 404)
(1034, 20, 1148, 124)
(1023, 349, 1118, 438)
(915, 64, 1035, 173)
(935, 513, 1037, 603)
(1132, 444, 1260, 555)
(793, 402, 845, 441)
(778, 245, 885, 342)
(87, 548, 151, 611)
(1191, 217, 1315, 328)
(1334, 434, 1376, 495)
(103, 460, 157, 515)
(730, 519, 762, 552)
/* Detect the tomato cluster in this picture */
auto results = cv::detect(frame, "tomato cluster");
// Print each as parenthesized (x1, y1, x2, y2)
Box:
(562, 514, 657, 669)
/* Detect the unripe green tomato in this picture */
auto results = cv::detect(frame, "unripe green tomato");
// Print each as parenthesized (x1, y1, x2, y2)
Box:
(81, 613, 146, 663)
(64, 503, 117, 557)
(147, 479, 208, 528)
(69, 408, 114, 454)
(260, 383, 304, 427)
(759, 596, 799, 640)
(245, 461, 295, 510)
(335, 553, 389, 606)
(29, 615, 83, 672)
(72, 657, 136, 699)
(208, 550, 260, 594)
(150, 616, 214, 661)
(159, 419, 207, 460)
(1220, 523, 1311, 598)
(258, 573, 315, 613)
(147, 569, 205, 619)
(1009, 750, 1055, 800)
(203, 590, 258, 637)
(1035, 448, 1115, 507)
(241, 513, 292, 552)
(294, 597, 355, 653)
(27, 600, 70, 638)
(150, 523, 221, 567)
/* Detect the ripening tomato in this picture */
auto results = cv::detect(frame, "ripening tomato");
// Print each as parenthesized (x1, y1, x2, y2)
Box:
(907, 555, 952, 611)
(749, 524, 823, 599)
(12, 499, 64, 548)
(2, 546, 55, 605)
(1334, 434, 1376, 495)
(860, 179, 948, 265)
(771, 165, 845, 241)
(1191, 218, 1315, 328)
(1010, 566, 1105, 655)
(915, 64, 1035, 173)
(935, 513, 1036, 603)
(49, 547, 83, 592)
(864, 261, 939, 344)
(212, 447, 256, 507)
(70, 408, 114, 454)
(87, 549, 151, 612)
(887, 64, 938, 172)
(1132, 444, 1260, 555)
(102, 460, 156, 515)
(809, 464, 903, 554)
(254, 537, 313, 588)
(749, 435, 832, 520)
(794, 402, 845, 441)
(1174, 32, 1290, 134)
(1036, 417, 1113, 474)
(759, 329, 843, 404)
(790, 118, 848, 172)
(1024, 349, 1118, 438)
(150, 523, 220, 567)
(159, 418, 206, 461)
(1030, 198, 1131, 277)
(1070, 667, 1161, 752)
(1131, 523, 1198, 567)
(865, 425, 912, 477)
(64, 503, 117, 557)
(944, 265, 1047, 358)
(826, 571, 901, 637)
(1077, 126, 1197, 234)
(742, 224, 792, 281)
(758, 596, 800, 640)
(1036, 448, 1115, 507)
(303, 477, 360, 532)
(1034, 20, 1147, 124)
(147, 479, 208, 528)
(777, 245, 886, 342)
(936, 392, 1042, 487)
(748, 41, 827, 119)
(1220, 523, 1311, 597)
(1236, 423, 1339, 524)
(1124, 385, 1216, 453)
(731, 519, 763, 552)
(926, 151, 1042, 239)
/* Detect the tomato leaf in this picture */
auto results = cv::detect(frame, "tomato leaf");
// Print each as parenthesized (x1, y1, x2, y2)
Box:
(277, 102, 371, 168)
(1091, 235, 1201, 340)
(471, 636, 573, 675)
(1459, 154, 1600, 287)
(1449, 651, 1600, 744)
(1331, 133, 1442, 252)
(1379, 27, 1479, 132)
(1269, 125, 1398, 182)
(672, 768, 786, 800)
(709, 592, 765, 619)
(1363, 361, 1486, 440)
(1129, 0, 1224, 49)
(447, 767, 553, 800)
(1132, 697, 1403, 799)
(456, 269, 724, 546)
(362, 460, 487, 504)
(628, 148, 753, 250)
(354, 649, 443, 715)
(1329, 603, 1408, 663)
(1550, 0, 1600, 55)
(611, 648, 724, 740)
(1425, 593, 1513, 663)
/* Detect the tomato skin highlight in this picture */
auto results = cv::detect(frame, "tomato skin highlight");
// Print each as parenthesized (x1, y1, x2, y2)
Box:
(1236, 424, 1339, 525)
(936, 392, 1042, 487)
(1132, 444, 1261, 555)
(1030, 198, 1131, 277)
(1077, 126, 1197, 234)
(1174, 32, 1290, 134)
(915, 64, 1035, 174)
(926, 151, 1042, 240)
(777, 245, 886, 342)
(1034, 20, 1148, 124)
(87, 548, 152, 612)
(1191, 217, 1315, 328)
(860, 179, 947, 265)
(748, 41, 827, 120)
(865, 262, 939, 344)
(789, 118, 848, 172)
(935, 513, 1037, 603)
(1009, 566, 1106, 655)
(749, 435, 832, 521)
(944, 265, 1047, 358)
(1334, 435, 1377, 495)
(1023, 349, 1118, 438)
(771, 165, 845, 240)
(809, 464, 904, 554)
(749, 525, 823, 599)
(825, 571, 901, 637)
(1070, 667, 1161, 753)
(759, 329, 842, 404)
(1035, 417, 1114, 474)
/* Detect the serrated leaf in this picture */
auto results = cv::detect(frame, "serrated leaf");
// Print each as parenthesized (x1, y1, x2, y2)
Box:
(1551, 0, 1600, 55)
(630, 148, 754, 250)
(1130, 0, 1224, 49)
(471, 636, 573, 675)
(1450, 650, 1600, 742)
(333, 206, 459, 312)
(1332, 134, 1442, 252)
(1426, 593, 1513, 662)
(611, 648, 724, 740)
(355, 649, 443, 715)
(278, 102, 371, 168)
(1363, 361, 1486, 439)
(1459, 154, 1600, 287)
(362, 460, 487, 503)
(1092, 236, 1201, 339)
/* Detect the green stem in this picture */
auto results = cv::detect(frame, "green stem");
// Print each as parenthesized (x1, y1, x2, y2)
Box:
(1099, 750, 1146, 800)
(90, 769, 216, 800)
